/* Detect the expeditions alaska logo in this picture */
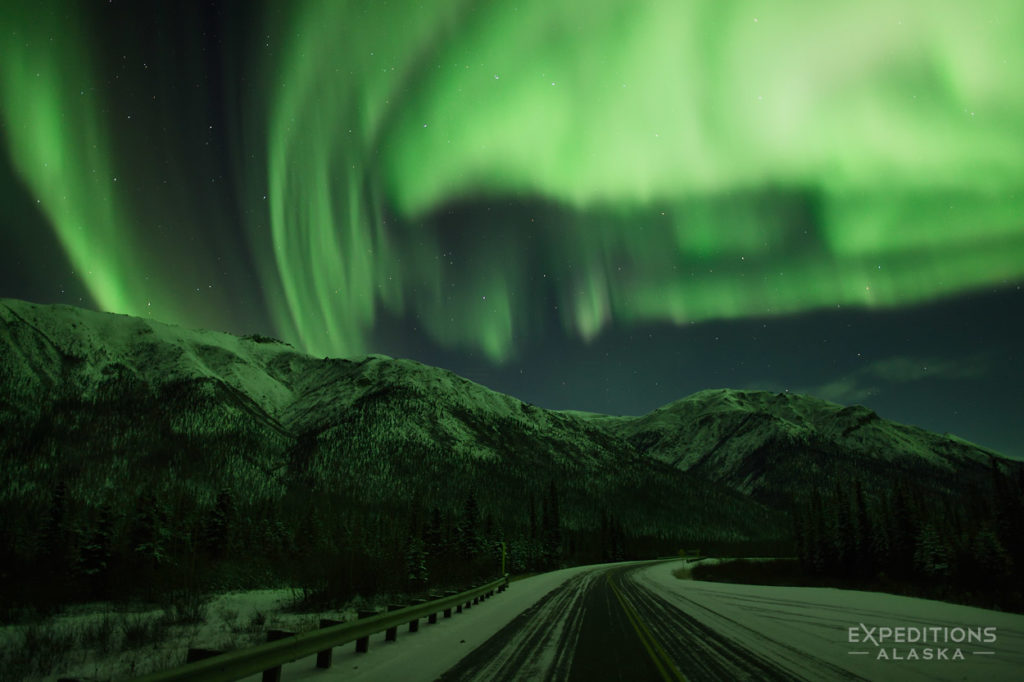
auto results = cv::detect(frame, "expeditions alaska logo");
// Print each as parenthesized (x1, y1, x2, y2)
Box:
(847, 624, 997, 661)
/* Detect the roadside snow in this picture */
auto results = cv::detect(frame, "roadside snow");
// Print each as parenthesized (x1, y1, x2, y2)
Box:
(236, 563, 632, 682)
(34, 561, 1024, 681)
(28, 589, 347, 681)
(639, 561, 1024, 681)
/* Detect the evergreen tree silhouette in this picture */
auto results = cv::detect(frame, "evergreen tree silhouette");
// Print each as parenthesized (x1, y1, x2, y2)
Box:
(853, 481, 875, 578)
(78, 502, 114, 598)
(202, 487, 235, 559)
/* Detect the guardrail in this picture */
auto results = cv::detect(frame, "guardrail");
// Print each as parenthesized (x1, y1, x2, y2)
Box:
(131, 575, 510, 682)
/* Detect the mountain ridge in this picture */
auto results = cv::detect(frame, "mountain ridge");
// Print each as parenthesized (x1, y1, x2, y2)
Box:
(1, 297, 784, 548)
(2, 297, 1008, 459)
(0, 297, 1017, 522)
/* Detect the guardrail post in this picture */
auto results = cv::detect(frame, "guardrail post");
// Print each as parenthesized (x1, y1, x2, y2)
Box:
(261, 630, 295, 682)
(443, 591, 456, 618)
(385, 604, 404, 642)
(426, 593, 440, 623)
(316, 618, 345, 668)
(355, 609, 379, 653)
(130, 577, 506, 682)
(409, 599, 427, 631)
(185, 647, 223, 663)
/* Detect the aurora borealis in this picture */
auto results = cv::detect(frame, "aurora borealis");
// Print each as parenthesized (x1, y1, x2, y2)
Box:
(1, 1, 1022, 456)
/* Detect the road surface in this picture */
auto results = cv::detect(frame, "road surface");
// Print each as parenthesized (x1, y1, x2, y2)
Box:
(439, 562, 859, 681)
(235, 560, 1024, 682)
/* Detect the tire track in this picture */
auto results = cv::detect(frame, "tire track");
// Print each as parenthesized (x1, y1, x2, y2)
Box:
(616, 568, 791, 680)
(623, 567, 868, 681)
(439, 569, 598, 681)
(443, 563, 871, 681)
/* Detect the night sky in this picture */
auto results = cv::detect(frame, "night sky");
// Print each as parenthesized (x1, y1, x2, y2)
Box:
(1, 1, 1022, 458)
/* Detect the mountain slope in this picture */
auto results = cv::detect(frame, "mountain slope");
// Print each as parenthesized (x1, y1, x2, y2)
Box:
(0, 298, 1016, 537)
(0, 298, 776, 544)
(585, 388, 1008, 505)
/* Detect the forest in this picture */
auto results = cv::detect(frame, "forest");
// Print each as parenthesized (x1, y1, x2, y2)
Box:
(781, 458, 1024, 611)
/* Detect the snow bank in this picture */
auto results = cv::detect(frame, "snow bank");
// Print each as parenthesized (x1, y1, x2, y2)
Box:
(639, 562, 1024, 681)
(237, 563, 628, 682)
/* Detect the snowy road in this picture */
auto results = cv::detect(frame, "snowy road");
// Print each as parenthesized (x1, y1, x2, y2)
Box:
(244, 560, 1024, 682)
(441, 562, 838, 681)
(632, 562, 1024, 681)
(440, 561, 1024, 681)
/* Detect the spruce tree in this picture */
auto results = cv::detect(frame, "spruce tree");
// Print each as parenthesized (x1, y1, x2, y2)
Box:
(542, 481, 562, 567)
(39, 479, 74, 603)
(888, 483, 917, 578)
(528, 492, 537, 540)
(424, 507, 444, 559)
(991, 460, 1024, 572)
(78, 502, 114, 598)
(913, 524, 950, 578)
(833, 485, 853, 576)
(39, 480, 70, 567)
(128, 489, 169, 570)
(971, 529, 1012, 584)
(806, 488, 827, 574)
(600, 509, 610, 562)
(853, 481, 874, 578)
(404, 531, 429, 587)
(457, 493, 481, 562)
(202, 488, 234, 559)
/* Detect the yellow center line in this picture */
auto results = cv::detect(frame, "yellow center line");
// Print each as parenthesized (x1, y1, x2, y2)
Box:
(611, 581, 671, 681)
(607, 572, 688, 682)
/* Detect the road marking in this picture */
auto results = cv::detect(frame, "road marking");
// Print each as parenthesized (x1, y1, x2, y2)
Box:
(607, 572, 687, 682)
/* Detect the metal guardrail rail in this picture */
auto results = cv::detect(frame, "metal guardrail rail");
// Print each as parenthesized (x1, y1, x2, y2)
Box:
(131, 575, 510, 682)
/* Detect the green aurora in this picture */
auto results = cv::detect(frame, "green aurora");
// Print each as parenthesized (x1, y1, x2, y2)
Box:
(2, 0, 1023, 362)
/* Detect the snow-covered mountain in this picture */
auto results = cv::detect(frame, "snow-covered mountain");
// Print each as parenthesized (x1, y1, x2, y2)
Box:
(0, 297, 515, 430)
(0, 298, 776, 542)
(585, 388, 1008, 505)
(0, 298, 1015, 532)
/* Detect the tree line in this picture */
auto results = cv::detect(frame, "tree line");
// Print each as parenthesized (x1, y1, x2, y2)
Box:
(0, 473, 691, 617)
(793, 458, 1024, 611)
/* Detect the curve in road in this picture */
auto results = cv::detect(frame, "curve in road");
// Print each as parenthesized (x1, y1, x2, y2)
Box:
(440, 562, 867, 681)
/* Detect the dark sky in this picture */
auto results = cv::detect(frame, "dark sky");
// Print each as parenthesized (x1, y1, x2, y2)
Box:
(1, 1, 1022, 457)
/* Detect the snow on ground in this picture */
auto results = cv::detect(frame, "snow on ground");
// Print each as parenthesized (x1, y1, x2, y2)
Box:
(237, 563, 632, 682)
(22, 561, 1024, 680)
(29, 565, 608, 680)
(16, 589, 354, 681)
(639, 561, 1024, 681)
